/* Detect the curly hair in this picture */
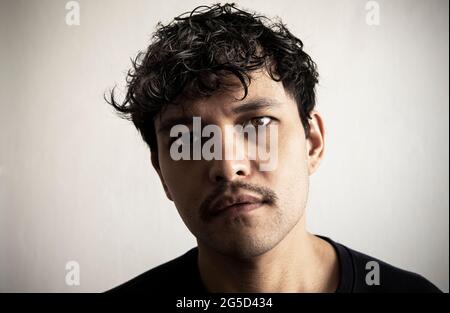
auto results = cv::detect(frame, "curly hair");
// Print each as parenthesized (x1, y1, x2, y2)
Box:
(106, 3, 319, 153)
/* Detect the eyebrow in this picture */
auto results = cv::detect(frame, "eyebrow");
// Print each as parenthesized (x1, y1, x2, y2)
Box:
(231, 98, 282, 114)
(156, 98, 282, 134)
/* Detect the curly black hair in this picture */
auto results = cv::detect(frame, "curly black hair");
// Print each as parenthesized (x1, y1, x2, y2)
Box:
(106, 3, 319, 153)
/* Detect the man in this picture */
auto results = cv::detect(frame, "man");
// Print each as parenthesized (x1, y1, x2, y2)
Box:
(106, 3, 440, 293)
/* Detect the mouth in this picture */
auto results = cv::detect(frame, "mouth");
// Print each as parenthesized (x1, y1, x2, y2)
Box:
(209, 194, 264, 218)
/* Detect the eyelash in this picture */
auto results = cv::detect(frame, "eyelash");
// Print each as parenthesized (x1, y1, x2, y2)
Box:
(242, 116, 275, 128)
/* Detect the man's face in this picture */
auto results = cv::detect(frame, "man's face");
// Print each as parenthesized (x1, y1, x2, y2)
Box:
(153, 70, 315, 259)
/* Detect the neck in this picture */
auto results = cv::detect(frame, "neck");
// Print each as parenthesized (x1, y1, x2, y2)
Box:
(197, 217, 339, 293)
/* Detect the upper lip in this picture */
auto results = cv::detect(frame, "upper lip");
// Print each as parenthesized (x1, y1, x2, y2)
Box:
(209, 194, 263, 216)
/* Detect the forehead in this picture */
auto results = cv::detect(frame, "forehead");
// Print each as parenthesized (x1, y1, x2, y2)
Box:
(155, 70, 290, 125)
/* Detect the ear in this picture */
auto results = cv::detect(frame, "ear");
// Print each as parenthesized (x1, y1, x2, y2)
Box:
(150, 152, 173, 201)
(305, 110, 325, 175)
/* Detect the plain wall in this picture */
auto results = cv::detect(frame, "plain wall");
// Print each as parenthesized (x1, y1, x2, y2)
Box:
(0, 0, 448, 292)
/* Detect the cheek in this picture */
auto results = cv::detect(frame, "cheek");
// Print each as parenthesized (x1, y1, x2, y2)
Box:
(278, 119, 308, 171)
(269, 122, 310, 210)
(277, 140, 308, 188)
(159, 156, 204, 217)
(161, 159, 194, 199)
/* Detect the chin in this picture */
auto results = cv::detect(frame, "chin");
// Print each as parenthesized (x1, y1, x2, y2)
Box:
(199, 211, 299, 259)
(209, 232, 282, 259)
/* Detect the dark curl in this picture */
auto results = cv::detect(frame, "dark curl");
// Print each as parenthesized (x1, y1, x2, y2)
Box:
(106, 3, 319, 152)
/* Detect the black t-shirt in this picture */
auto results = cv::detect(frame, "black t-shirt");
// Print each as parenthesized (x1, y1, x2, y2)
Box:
(107, 236, 441, 293)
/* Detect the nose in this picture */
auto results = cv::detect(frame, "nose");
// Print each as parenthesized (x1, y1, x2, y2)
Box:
(207, 126, 251, 183)
(208, 158, 251, 183)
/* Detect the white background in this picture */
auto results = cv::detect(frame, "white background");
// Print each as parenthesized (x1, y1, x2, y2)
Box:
(0, 0, 448, 292)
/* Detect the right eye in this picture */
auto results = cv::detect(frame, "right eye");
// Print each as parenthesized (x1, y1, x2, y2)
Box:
(171, 132, 201, 147)
(243, 116, 274, 128)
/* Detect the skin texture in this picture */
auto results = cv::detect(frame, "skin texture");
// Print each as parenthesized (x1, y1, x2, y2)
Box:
(151, 70, 339, 292)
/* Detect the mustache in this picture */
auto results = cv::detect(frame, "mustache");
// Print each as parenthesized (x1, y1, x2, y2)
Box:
(199, 181, 278, 221)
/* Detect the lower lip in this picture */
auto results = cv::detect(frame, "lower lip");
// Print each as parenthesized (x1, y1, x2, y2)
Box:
(216, 202, 263, 217)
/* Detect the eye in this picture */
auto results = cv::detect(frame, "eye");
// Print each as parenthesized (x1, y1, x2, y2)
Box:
(171, 131, 201, 147)
(243, 116, 274, 128)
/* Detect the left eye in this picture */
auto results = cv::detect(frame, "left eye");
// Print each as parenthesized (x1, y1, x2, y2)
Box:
(244, 116, 273, 128)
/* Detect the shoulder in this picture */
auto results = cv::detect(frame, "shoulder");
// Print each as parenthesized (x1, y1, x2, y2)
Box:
(342, 243, 441, 293)
(106, 247, 203, 293)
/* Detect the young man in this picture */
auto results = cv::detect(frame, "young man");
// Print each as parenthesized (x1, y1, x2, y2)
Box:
(106, 3, 440, 293)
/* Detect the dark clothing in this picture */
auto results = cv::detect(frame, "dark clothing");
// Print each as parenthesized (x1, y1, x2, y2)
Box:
(107, 236, 441, 293)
